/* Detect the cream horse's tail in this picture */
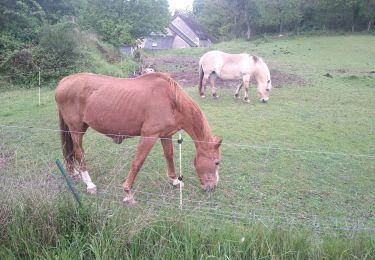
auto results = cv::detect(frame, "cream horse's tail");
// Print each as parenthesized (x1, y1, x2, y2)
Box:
(198, 63, 204, 96)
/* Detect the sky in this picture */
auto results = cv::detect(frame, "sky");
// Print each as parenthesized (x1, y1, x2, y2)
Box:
(168, 0, 193, 13)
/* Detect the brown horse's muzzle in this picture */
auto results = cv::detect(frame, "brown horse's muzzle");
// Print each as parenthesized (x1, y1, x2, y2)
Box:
(203, 185, 216, 192)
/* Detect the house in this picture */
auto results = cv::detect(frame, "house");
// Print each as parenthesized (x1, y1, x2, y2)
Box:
(142, 13, 212, 50)
(120, 44, 137, 55)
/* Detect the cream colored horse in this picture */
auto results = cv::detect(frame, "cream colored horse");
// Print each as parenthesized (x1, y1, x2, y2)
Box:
(199, 50, 272, 103)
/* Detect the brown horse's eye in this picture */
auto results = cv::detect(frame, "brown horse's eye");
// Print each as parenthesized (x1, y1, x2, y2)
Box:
(215, 161, 220, 166)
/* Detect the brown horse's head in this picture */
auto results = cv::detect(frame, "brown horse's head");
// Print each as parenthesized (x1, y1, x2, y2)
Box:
(194, 137, 222, 192)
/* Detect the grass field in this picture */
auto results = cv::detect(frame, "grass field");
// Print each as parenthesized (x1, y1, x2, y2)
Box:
(1, 35, 375, 258)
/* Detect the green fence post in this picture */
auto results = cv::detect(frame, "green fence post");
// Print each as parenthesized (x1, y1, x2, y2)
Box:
(56, 159, 82, 207)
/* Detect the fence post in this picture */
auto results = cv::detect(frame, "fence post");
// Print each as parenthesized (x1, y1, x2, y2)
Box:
(56, 159, 82, 207)
(178, 132, 183, 210)
(38, 68, 41, 106)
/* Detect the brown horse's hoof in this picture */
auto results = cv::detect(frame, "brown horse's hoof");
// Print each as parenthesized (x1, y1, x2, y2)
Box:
(244, 98, 250, 103)
(123, 196, 137, 204)
(212, 94, 219, 99)
(200, 95, 206, 98)
(234, 94, 240, 99)
(87, 186, 97, 194)
(171, 178, 184, 188)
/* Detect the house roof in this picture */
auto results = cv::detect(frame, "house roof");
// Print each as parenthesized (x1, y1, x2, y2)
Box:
(172, 13, 211, 41)
(142, 13, 211, 49)
(168, 23, 198, 47)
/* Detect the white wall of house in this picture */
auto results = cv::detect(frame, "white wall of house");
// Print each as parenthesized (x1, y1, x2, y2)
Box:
(172, 35, 191, 48)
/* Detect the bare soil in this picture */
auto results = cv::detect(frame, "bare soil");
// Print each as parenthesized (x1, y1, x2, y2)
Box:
(144, 55, 308, 88)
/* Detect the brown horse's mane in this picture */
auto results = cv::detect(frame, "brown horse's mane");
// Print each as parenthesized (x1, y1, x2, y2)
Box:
(166, 76, 214, 142)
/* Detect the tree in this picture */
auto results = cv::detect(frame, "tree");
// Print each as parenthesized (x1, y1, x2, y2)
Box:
(237, 0, 261, 39)
(193, 0, 231, 40)
(361, 0, 375, 31)
(0, 0, 46, 42)
(258, 0, 302, 33)
(81, 0, 170, 45)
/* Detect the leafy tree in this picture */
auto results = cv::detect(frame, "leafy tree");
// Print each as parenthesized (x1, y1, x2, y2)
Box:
(361, 0, 375, 31)
(193, 0, 238, 40)
(0, 0, 46, 42)
(36, 0, 85, 23)
(237, 0, 261, 39)
(258, 0, 302, 33)
(81, 0, 170, 46)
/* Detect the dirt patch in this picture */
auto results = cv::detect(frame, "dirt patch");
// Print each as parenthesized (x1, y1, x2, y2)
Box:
(144, 55, 309, 88)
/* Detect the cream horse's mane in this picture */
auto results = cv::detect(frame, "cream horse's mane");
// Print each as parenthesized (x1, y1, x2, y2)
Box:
(254, 56, 271, 83)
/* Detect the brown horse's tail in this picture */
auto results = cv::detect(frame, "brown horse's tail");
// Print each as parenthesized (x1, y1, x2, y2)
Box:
(58, 110, 74, 169)
(198, 64, 204, 96)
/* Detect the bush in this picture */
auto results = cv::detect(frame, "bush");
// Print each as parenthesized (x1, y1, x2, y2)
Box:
(0, 48, 39, 86)
(0, 22, 84, 87)
(0, 34, 23, 64)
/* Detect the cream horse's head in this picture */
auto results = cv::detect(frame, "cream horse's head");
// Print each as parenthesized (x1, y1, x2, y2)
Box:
(254, 57, 272, 103)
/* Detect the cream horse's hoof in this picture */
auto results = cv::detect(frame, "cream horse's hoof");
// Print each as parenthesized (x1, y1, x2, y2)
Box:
(234, 93, 240, 99)
(244, 97, 250, 103)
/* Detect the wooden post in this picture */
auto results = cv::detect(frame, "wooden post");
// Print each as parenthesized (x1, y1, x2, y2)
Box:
(38, 69, 41, 106)
(178, 133, 183, 210)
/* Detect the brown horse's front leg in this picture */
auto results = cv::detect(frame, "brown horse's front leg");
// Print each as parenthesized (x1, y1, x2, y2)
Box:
(123, 136, 157, 204)
(161, 138, 183, 188)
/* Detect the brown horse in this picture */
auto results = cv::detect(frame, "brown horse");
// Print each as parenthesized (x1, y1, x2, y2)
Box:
(199, 50, 272, 103)
(55, 72, 222, 203)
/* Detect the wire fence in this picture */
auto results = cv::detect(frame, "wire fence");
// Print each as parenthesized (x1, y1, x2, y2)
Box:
(1, 124, 375, 236)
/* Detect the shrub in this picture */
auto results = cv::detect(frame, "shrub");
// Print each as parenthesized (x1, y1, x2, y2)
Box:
(0, 22, 84, 87)
(0, 48, 39, 86)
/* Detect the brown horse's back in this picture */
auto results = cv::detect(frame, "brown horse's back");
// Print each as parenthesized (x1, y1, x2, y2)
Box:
(55, 72, 179, 137)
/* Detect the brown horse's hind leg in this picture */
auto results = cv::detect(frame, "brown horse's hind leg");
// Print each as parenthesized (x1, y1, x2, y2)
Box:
(123, 136, 158, 204)
(161, 138, 183, 188)
(70, 124, 97, 194)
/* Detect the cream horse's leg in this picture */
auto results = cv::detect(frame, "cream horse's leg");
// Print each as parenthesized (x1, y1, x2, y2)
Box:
(234, 82, 243, 99)
(243, 75, 251, 103)
(200, 74, 210, 98)
(210, 73, 219, 98)
(123, 136, 157, 204)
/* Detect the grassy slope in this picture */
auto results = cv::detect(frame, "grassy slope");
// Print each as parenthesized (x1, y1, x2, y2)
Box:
(1, 35, 375, 258)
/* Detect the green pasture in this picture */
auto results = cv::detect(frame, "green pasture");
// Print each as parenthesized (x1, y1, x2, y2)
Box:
(1, 35, 375, 258)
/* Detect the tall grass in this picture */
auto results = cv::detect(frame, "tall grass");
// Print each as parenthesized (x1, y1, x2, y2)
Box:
(1, 194, 374, 259)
